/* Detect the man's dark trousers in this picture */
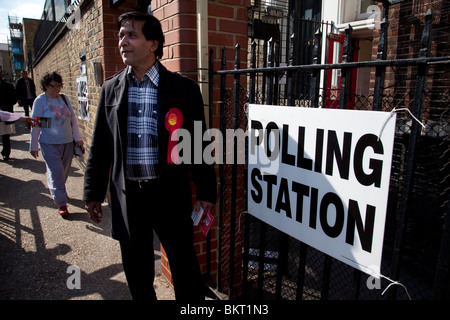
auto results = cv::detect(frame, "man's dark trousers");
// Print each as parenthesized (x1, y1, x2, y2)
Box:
(1, 134, 11, 159)
(120, 178, 205, 300)
(22, 98, 34, 117)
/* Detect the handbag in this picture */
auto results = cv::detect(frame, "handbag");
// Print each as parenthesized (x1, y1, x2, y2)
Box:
(60, 94, 85, 156)
(73, 143, 85, 156)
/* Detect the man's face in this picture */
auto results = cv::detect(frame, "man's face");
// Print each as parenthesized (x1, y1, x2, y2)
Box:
(118, 19, 158, 69)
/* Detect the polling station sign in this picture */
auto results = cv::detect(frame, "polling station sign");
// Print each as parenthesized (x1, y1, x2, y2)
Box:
(247, 105, 397, 277)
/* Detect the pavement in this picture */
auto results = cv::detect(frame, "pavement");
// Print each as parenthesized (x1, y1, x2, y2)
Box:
(0, 105, 175, 300)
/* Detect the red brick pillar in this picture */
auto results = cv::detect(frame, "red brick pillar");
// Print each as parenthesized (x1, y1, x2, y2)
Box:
(98, 0, 137, 79)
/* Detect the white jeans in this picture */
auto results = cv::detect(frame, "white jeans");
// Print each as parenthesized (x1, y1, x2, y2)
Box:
(40, 142, 73, 207)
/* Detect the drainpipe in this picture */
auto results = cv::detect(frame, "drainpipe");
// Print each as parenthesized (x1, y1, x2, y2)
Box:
(197, 0, 209, 127)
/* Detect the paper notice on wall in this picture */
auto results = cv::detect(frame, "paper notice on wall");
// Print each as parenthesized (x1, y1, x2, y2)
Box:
(76, 76, 88, 120)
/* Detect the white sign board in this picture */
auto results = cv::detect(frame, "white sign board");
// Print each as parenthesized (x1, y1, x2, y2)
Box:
(247, 105, 397, 277)
(76, 76, 89, 120)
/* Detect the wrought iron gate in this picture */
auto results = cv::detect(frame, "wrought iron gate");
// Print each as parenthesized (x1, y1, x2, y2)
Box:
(208, 8, 450, 300)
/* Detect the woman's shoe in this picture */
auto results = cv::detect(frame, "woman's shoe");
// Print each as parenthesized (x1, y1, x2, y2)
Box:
(58, 205, 69, 217)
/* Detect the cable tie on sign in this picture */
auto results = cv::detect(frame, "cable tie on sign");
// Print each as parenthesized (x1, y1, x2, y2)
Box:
(375, 273, 412, 300)
(378, 107, 426, 141)
(237, 211, 248, 233)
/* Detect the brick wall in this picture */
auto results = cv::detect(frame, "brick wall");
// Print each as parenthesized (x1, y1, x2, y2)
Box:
(370, 1, 449, 108)
(368, 0, 449, 116)
(34, 1, 92, 149)
(22, 18, 41, 70)
(33, 0, 136, 153)
(207, 0, 249, 130)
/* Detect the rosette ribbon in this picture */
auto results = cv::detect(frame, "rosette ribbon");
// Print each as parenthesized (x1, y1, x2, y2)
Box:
(165, 108, 183, 164)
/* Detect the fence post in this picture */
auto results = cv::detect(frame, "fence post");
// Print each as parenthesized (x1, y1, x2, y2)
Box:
(373, 2, 389, 111)
(339, 25, 353, 109)
(295, 242, 308, 300)
(320, 256, 332, 300)
(206, 48, 214, 280)
(208, 49, 214, 127)
(228, 43, 241, 300)
(350, 269, 362, 300)
(432, 193, 450, 299)
(275, 232, 289, 300)
(287, 33, 295, 106)
(266, 38, 274, 105)
(249, 41, 257, 104)
(388, 9, 433, 300)
(273, 41, 280, 106)
(310, 29, 322, 108)
(217, 46, 226, 294)
(242, 41, 256, 298)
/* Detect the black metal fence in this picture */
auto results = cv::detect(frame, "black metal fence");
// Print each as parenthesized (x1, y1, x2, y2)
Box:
(209, 8, 450, 300)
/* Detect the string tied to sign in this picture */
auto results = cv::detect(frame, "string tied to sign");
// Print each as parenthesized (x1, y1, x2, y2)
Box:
(377, 273, 412, 300)
(378, 107, 426, 141)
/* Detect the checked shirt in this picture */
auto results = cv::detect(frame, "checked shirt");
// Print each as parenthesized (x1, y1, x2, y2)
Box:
(126, 63, 160, 181)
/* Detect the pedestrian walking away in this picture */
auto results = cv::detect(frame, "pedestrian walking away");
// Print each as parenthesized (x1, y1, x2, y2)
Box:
(15, 70, 37, 118)
(30, 71, 84, 217)
(83, 11, 217, 301)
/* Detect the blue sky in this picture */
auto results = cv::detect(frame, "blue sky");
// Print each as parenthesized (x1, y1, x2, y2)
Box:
(0, 0, 46, 43)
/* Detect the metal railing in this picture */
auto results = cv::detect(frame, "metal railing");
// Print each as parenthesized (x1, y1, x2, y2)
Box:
(208, 8, 450, 300)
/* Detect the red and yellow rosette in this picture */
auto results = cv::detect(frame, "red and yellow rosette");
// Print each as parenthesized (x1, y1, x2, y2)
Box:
(165, 108, 183, 164)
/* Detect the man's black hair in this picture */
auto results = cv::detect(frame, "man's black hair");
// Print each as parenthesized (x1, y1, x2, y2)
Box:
(118, 11, 165, 59)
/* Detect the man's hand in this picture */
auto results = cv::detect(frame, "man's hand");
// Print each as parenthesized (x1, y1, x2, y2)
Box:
(194, 200, 215, 218)
(85, 201, 103, 223)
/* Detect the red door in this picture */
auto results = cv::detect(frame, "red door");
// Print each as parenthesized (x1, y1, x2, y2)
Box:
(325, 33, 359, 109)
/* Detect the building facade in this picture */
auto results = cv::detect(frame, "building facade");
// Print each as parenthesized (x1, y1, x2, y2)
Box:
(0, 43, 14, 83)
(31, 0, 250, 295)
(28, 0, 449, 299)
